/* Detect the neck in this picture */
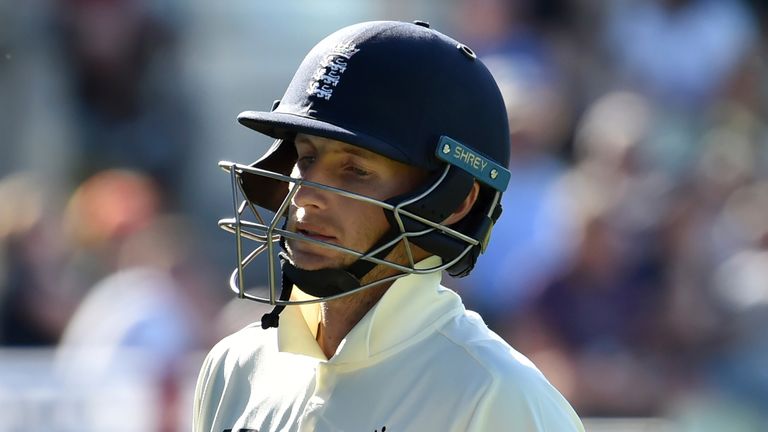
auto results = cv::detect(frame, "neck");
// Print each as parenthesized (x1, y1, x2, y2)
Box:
(313, 247, 431, 358)
(316, 283, 389, 359)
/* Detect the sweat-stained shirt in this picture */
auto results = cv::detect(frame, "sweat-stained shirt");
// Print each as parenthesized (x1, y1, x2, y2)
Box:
(193, 256, 584, 432)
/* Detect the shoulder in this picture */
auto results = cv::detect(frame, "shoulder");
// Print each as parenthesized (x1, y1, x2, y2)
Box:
(437, 310, 584, 431)
(196, 322, 277, 394)
(203, 322, 276, 369)
(193, 323, 277, 430)
(437, 310, 543, 381)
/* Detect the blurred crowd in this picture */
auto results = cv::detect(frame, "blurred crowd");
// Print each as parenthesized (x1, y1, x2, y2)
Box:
(1, 0, 768, 430)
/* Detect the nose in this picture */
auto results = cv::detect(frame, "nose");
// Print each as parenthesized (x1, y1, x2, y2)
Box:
(290, 162, 333, 211)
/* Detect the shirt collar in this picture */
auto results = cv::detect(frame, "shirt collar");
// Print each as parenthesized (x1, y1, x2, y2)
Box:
(277, 256, 464, 363)
(276, 287, 325, 360)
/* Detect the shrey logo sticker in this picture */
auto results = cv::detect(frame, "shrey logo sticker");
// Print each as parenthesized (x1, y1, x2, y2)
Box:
(306, 42, 360, 101)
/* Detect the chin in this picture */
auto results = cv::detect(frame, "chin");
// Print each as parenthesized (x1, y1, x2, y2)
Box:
(287, 244, 347, 271)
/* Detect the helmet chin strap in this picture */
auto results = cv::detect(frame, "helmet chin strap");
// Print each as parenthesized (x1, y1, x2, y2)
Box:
(259, 258, 294, 329)
(259, 226, 400, 329)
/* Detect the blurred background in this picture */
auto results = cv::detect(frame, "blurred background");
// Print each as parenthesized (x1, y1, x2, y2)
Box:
(1, 0, 767, 430)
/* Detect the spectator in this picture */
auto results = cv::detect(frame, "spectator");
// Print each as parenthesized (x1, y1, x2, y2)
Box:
(604, 0, 757, 109)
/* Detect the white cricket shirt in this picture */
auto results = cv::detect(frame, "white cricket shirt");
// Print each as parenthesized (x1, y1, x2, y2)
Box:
(193, 256, 584, 432)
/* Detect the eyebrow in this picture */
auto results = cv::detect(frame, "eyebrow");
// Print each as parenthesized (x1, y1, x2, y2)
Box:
(339, 145, 378, 160)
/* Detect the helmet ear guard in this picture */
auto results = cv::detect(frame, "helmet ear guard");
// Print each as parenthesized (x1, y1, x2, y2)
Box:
(383, 165, 503, 278)
(447, 185, 502, 277)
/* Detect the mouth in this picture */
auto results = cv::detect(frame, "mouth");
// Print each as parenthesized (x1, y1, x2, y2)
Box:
(295, 224, 337, 243)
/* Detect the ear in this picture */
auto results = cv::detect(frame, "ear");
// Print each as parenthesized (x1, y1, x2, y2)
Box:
(443, 181, 480, 225)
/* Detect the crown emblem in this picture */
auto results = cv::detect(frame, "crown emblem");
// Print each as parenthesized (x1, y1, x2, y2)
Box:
(330, 41, 360, 59)
(307, 42, 360, 101)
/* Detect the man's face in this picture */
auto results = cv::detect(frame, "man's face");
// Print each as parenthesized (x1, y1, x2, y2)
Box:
(285, 134, 429, 271)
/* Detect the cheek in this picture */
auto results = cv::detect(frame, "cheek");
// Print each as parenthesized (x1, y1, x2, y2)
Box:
(344, 200, 391, 251)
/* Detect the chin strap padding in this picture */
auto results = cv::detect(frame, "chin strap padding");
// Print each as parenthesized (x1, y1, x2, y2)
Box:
(282, 258, 361, 298)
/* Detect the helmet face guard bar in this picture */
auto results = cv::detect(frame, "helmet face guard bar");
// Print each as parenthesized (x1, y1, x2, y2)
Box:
(217, 161, 483, 306)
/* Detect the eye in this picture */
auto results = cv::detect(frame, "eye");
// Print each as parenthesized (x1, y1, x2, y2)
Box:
(296, 155, 316, 170)
(346, 165, 371, 178)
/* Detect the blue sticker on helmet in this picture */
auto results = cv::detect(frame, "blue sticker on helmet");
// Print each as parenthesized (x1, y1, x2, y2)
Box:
(435, 136, 510, 192)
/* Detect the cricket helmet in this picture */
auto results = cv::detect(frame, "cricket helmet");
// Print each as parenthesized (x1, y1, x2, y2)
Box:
(219, 20, 510, 327)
